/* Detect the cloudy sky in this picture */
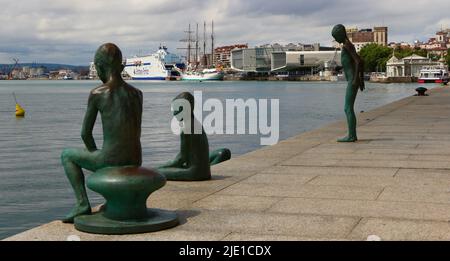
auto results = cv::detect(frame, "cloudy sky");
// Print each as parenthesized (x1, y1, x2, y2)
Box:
(0, 0, 448, 65)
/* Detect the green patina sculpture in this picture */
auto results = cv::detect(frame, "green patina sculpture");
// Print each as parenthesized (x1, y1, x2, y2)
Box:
(332, 24, 365, 142)
(157, 92, 231, 181)
(61, 43, 177, 234)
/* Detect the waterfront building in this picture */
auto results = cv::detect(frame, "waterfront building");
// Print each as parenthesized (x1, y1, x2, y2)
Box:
(231, 45, 286, 72)
(389, 42, 415, 49)
(89, 61, 129, 80)
(230, 43, 325, 73)
(29, 66, 46, 78)
(374, 27, 388, 46)
(88, 62, 97, 79)
(10, 69, 25, 80)
(418, 30, 450, 58)
(22, 66, 30, 76)
(422, 30, 449, 48)
(36, 67, 45, 77)
(200, 53, 213, 67)
(214, 44, 248, 68)
(231, 44, 340, 77)
(386, 54, 441, 77)
(436, 31, 448, 43)
(350, 29, 374, 52)
(48, 71, 59, 80)
(346, 27, 359, 34)
(271, 51, 341, 75)
(419, 40, 447, 50)
(29, 67, 38, 77)
(16, 65, 45, 79)
(48, 69, 77, 80)
(345, 26, 389, 52)
(29, 67, 38, 78)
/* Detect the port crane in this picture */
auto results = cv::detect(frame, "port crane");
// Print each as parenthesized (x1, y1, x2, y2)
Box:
(7, 58, 19, 80)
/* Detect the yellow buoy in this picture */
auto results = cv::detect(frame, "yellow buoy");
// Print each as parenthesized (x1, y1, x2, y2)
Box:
(16, 103, 25, 117)
(13, 92, 25, 117)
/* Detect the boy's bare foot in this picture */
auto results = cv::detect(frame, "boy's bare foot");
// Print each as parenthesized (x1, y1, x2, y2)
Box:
(337, 136, 358, 143)
(62, 202, 92, 224)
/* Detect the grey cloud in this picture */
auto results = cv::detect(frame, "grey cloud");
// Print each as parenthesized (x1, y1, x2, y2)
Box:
(0, 0, 448, 65)
(226, 0, 338, 17)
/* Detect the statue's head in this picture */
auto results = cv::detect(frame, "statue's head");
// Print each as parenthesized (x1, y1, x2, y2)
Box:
(171, 92, 194, 122)
(332, 24, 347, 44)
(94, 43, 124, 83)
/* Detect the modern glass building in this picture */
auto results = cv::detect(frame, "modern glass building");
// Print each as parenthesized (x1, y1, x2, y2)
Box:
(231, 46, 284, 72)
(231, 45, 341, 74)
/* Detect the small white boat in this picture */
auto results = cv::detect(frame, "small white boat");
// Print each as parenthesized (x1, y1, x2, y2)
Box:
(181, 68, 224, 81)
(418, 66, 449, 84)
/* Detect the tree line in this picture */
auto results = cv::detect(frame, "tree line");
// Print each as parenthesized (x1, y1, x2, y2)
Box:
(358, 43, 450, 72)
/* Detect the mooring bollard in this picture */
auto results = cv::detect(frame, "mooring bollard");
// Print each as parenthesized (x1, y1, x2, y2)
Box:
(415, 87, 428, 96)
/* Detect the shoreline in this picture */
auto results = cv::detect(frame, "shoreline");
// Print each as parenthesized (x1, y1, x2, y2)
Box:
(5, 86, 446, 241)
(0, 77, 429, 83)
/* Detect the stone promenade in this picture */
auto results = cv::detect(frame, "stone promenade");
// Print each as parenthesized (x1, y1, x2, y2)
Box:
(6, 87, 450, 241)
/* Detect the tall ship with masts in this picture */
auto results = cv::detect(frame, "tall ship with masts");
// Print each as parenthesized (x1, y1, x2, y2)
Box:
(179, 21, 224, 81)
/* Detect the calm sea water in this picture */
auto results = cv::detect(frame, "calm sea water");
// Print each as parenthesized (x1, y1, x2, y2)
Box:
(0, 80, 428, 239)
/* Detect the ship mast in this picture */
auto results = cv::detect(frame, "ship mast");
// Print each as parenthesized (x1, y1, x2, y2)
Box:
(211, 20, 215, 67)
(203, 21, 207, 68)
(195, 23, 199, 69)
(188, 23, 192, 65)
(179, 21, 215, 69)
(178, 24, 195, 67)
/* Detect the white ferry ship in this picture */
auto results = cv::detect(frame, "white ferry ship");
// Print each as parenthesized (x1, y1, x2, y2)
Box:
(418, 66, 449, 84)
(124, 46, 184, 80)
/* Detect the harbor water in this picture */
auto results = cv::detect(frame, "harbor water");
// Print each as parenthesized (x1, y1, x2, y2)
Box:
(0, 80, 430, 239)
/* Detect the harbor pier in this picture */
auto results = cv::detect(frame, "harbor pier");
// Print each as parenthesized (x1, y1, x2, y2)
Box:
(5, 86, 450, 241)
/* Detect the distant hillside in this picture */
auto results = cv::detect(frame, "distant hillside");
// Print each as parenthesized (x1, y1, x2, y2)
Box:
(0, 63, 89, 73)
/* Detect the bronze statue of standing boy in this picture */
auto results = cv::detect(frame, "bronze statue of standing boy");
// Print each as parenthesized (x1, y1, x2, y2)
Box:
(332, 24, 365, 142)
